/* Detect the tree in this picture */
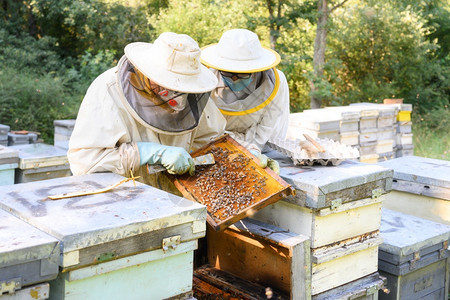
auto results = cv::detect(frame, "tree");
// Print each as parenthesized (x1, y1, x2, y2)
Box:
(310, 0, 348, 108)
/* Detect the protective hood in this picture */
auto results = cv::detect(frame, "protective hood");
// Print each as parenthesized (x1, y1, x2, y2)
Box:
(119, 57, 210, 133)
(211, 68, 280, 116)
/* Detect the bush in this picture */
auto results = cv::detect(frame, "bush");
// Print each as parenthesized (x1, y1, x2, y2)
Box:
(0, 66, 79, 143)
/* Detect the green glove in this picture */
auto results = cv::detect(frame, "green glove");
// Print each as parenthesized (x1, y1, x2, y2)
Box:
(137, 142, 195, 176)
(249, 149, 280, 175)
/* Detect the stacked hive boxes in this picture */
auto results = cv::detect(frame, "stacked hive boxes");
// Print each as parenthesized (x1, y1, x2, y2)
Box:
(9, 143, 72, 183)
(391, 103, 413, 157)
(53, 119, 76, 151)
(0, 173, 208, 299)
(7, 132, 38, 146)
(0, 124, 9, 146)
(286, 111, 340, 141)
(251, 150, 392, 297)
(322, 107, 360, 147)
(350, 103, 398, 162)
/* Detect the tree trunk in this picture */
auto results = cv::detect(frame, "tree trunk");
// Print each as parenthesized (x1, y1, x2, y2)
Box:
(310, 0, 328, 109)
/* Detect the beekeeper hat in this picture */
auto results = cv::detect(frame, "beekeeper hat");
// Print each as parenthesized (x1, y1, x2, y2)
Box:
(201, 29, 281, 73)
(125, 32, 218, 94)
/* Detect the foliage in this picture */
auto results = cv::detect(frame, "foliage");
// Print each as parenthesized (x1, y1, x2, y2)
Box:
(325, 2, 449, 113)
(153, 0, 249, 46)
(0, 66, 79, 143)
(413, 106, 450, 160)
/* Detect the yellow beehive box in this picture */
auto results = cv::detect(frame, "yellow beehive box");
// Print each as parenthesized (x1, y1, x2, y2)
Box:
(397, 111, 411, 122)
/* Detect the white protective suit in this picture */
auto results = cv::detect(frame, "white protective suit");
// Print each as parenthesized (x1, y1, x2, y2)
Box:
(68, 56, 226, 191)
(210, 68, 290, 155)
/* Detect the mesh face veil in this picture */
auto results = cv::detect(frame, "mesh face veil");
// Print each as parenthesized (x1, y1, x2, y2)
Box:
(120, 59, 210, 133)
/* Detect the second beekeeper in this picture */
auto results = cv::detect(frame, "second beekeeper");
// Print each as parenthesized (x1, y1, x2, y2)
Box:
(200, 29, 290, 174)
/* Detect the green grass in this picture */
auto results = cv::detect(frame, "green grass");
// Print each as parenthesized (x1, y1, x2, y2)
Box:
(412, 109, 450, 161)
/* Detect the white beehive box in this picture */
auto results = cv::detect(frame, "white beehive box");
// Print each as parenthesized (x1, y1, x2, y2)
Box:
(395, 146, 414, 157)
(360, 141, 377, 156)
(53, 119, 75, 150)
(376, 139, 394, 154)
(378, 156, 449, 225)
(324, 106, 361, 133)
(340, 131, 359, 146)
(395, 132, 413, 146)
(0, 173, 207, 300)
(377, 127, 395, 141)
(312, 272, 386, 300)
(292, 111, 341, 132)
(397, 121, 412, 133)
(9, 143, 71, 183)
(0, 146, 18, 186)
(0, 209, 59, 296)
(378, 209, 450, 300)
(207, 218, 311, 300)
(360, 128, 378, 144)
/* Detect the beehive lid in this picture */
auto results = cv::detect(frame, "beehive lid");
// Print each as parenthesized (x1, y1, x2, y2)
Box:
(0, 209, 59, 283)
(53, 119, 76, 129)
(266, 150, 393, 209)
(379, 208, 450, 265)
(0, 173, 206, 254)
(0, 145, 19, 165)
(171, 135, 294, 232)
(289, 112, 341, 132)
(324, 106, 361, 120)
(378, 156, 449, 197)
(9, 143, 68, 169)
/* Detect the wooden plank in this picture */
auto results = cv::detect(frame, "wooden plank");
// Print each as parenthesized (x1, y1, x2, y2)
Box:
(1, 283, 50, 300)
(193, 266, 289, 300)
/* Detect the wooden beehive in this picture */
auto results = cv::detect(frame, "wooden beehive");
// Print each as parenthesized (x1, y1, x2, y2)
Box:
(171, 134, 295, 232)
(0, 173, 207, 299)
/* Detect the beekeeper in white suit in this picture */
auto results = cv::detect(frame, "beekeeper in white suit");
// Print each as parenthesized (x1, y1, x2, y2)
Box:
(201, 29, 290, 174)
(68, 32, 226, 191)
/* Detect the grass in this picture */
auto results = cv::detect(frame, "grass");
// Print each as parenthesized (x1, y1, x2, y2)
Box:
(412, 108, 450, 161)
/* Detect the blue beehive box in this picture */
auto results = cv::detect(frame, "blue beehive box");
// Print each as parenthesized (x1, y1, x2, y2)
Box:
(378, 208, 450, 299)
(0, 208, 59, 298)
(0, 145, 19, 186)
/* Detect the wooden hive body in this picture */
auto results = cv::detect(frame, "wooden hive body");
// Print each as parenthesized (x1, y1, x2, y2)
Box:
(0, 173, 207, 299)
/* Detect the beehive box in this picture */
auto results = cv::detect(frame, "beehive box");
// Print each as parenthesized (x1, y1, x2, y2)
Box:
(340, 131, 359, 146)
(312, 272, 386, 300)
(171, 135, 294, 232)
(324, 106, 361, 133)
(378, 209, 450, 300)
(359, 141, 377, 156)
(378, 156, 449, 225)
(9, 143, 71, 183)
(0, 173, 208, 300)
(53, 119, 75, 150)
(376, 139, 394, 154)
(360, 154, 380, 164)
(0, 146, 18, 186)
(0, 209, 59, 297)
(378, 127, 395, 141)
(252, 150, 390, 247)
(207, 218, 311, 299)
(290, 111, 341, 132)
(395, 133, 413, 146)
(396, 121, 412, 133)
(395, 146, 414, 158)
(0, 124, 9, 146)
(7, 133, 29, 146)
(360, 128, 378, 144)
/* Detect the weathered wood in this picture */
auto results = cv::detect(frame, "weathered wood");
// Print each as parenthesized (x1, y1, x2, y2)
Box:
(207, 219, 311, 299)
(312, 272, 386, 300)
(0, 283, 50, 300)
(193, 266, 289, 300)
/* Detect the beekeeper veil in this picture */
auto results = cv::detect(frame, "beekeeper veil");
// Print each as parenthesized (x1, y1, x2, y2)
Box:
(120, 32, 218, 133)
(200, 29, 281, 115)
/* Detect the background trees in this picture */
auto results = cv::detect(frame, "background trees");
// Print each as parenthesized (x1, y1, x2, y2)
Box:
(1, 0, 448, 156)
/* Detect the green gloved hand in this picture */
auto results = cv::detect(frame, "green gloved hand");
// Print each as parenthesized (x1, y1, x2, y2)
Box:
(249, 149, 280, 175)
(137, 142, 195, 176)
